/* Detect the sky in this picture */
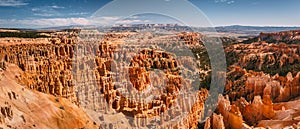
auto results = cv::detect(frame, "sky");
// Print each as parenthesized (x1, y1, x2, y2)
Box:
(0, 0, 299, 28)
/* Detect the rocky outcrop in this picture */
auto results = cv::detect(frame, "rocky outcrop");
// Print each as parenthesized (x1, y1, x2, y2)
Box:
(0, 30, 211, 128)
(0, 38, 51, 46)
(241, 96, 265, 125)
(3, 27, 300, 129)
(204, 113, 225, 129)
(73, 31, 210, 128)
(0, 102, 13, 123)
(222, 33, 300, 128)
(90, 47, 185, 118)
(262, 95, 276, 119)
(215, 95, 244, 129)
(256, 97, 300, 129)
(173, 89, 209, 129)
(177, 32, 202, 46)
(219, 66, 300, 128)
(259, 30, 300, 44)
(215, 93, 300, 129)
(0, 63, 99, 129)
(0, 42, 77, 102)
(226, 41, 300, 75)
(226, 66, 300, 103)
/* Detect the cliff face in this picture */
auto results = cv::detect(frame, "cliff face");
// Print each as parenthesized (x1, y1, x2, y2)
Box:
(0, 37, 77, 103)
(0, 63, 98, 129)
(243, 30, 300, 44)
(73, 31, 210, 128)
(259, 30, 300, 44)
(213, 93, 300, 129)
(225, 66, 300, 103)
(226, 41, 300, 76)
(1, 28, 300, 129)
(220, 30, 300, 129)
(0, 30, 211, 128)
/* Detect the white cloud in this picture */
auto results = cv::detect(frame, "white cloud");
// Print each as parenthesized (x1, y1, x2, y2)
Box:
(0, 17, 118, 28)
(227, 0, 235, 4)
(33, 13, 55, 17)
(127, 16, 139, 19)
(0, 18, 82, 28)
(31, 5, 65, 17)
(69, 12, 89, 16)
(98, 16, 120, 21)
(112, 15, 151, 24)
(0, 0, 28, 7)
(214, 0, 235, 4)
(18, 18, 90, 27)
(0, 16, 154, 28)
(116, 19, 150, 24)
(50, 5, 64, 9)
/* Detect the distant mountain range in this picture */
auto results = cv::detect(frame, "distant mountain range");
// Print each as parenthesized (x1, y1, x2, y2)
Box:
(214, 25, 300, 34)
(1, 25, 300, 35)
(107, 24, 300, 35)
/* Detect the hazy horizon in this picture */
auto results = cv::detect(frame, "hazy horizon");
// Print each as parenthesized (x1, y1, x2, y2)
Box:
(2, 24, 300, 30)
(0, 0, 299, 28)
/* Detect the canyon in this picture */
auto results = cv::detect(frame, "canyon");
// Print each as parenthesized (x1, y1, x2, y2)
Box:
(0, 28, 299, 129)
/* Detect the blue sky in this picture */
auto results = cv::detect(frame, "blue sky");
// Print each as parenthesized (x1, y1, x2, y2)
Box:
(0, 0, 299, 28)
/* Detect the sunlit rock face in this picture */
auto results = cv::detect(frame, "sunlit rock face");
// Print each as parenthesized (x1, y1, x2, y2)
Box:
(221, 30, 300, 128)
(0, 29, 212, 128)
(225, 66, 300, 103)
(204, 113, 225, 129)
(222, 62, 300, 128)
(73, 31, 211, 128)
(215, 95, 244, 129)
(216, 93, 300, 129)
(0, 63, 98, 129)
(226, 41, 300, 75)
(259, 30, 300, 43)
(1, 27, 300, 129)
(0, 36, 77, 103)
